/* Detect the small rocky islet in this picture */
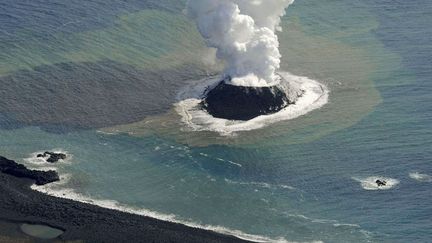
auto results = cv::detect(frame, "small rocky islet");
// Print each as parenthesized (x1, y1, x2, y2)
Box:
(37, 151, 67, 163)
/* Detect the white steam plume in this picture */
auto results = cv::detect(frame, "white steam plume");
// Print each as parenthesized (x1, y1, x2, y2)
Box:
(187, 0, 294, 87)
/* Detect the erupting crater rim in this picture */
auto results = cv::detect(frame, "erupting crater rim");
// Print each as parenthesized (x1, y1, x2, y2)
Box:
(200, 75, 300, 121)
(174, 72, 329, 135)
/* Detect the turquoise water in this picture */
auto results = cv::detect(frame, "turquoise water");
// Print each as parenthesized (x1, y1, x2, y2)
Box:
(1, 0, 431, 242)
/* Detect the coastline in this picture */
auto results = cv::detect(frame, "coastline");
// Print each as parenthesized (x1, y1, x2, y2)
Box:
(0, 157, 249, 243)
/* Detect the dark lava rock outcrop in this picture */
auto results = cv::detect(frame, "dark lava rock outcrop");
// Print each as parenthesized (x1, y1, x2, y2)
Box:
(0, 156, 59, 185)
(201, 78, 298, 121)
(37, 151, 66, 163)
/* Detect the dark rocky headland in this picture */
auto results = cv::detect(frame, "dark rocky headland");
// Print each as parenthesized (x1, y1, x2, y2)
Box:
(0, 156, 249, 243)
(0, 156, 59, 185)
(201, 77, 301, 121)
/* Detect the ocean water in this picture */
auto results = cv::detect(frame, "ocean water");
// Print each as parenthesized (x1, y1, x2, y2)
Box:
(1, 0, 431, 242)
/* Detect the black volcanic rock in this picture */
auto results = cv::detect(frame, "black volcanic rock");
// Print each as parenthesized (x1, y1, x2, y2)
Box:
(0, 156, 59, 185)
(201, 80, 294, 121)
(0, 157, 249, 243)
(37, 151, 67, 163)
(376, 180, 386, 186)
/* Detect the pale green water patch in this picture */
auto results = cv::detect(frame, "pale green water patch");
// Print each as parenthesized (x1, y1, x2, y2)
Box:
(20, 223, 64, 240)
(103, 11, 399, 148)
(0, 9, 210, 76)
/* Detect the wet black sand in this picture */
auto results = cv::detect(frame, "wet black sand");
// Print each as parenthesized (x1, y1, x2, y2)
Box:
(0, 157, 248, 243)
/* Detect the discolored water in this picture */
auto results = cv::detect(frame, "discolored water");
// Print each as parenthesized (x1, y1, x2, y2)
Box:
(1, 0, 431, 242)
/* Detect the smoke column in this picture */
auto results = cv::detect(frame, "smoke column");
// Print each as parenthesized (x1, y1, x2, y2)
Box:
(186, 0, 294, 87)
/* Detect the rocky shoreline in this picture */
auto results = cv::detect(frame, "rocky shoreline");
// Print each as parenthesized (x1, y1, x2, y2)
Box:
(0, 156, 59, 185)
(0, 156, 248, 243)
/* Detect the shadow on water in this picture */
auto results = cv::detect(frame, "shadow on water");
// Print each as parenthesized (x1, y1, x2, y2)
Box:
(1, 0, 186, 44)
(0, 60, 208, 132)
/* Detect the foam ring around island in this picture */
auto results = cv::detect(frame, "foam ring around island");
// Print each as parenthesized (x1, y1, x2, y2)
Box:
(353, 176, 400, 190)
(175, 72, 329, 135)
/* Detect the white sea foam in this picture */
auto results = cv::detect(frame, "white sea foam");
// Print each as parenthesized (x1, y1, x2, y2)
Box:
(96, 130, 119, 135)
(409, 172, 432, 182)
(217, 158, 243, 167)
(286, 213, 336, 224)
(353, 176, 399, 190)
(31, 177, 318, 243)
(198, 152, 243, 167)
(333, 223, 361, 228)
(225, 178, 295, 190)
(286, 213, 363, 231)
(175, 72, 329, 135)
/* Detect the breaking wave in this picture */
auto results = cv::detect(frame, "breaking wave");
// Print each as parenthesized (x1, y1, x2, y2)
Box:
(409, 172, 432, 182)
(31, 174, 319, 243)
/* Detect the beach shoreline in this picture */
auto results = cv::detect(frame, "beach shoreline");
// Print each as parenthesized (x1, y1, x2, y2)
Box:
(0, 156, 248, 243)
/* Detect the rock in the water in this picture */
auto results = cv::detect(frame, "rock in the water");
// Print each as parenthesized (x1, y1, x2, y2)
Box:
(0, 156, 59, 185)
(201, 78, 299, 121)
(376, 180, 387, 186)
(37, 151, 66, 163)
